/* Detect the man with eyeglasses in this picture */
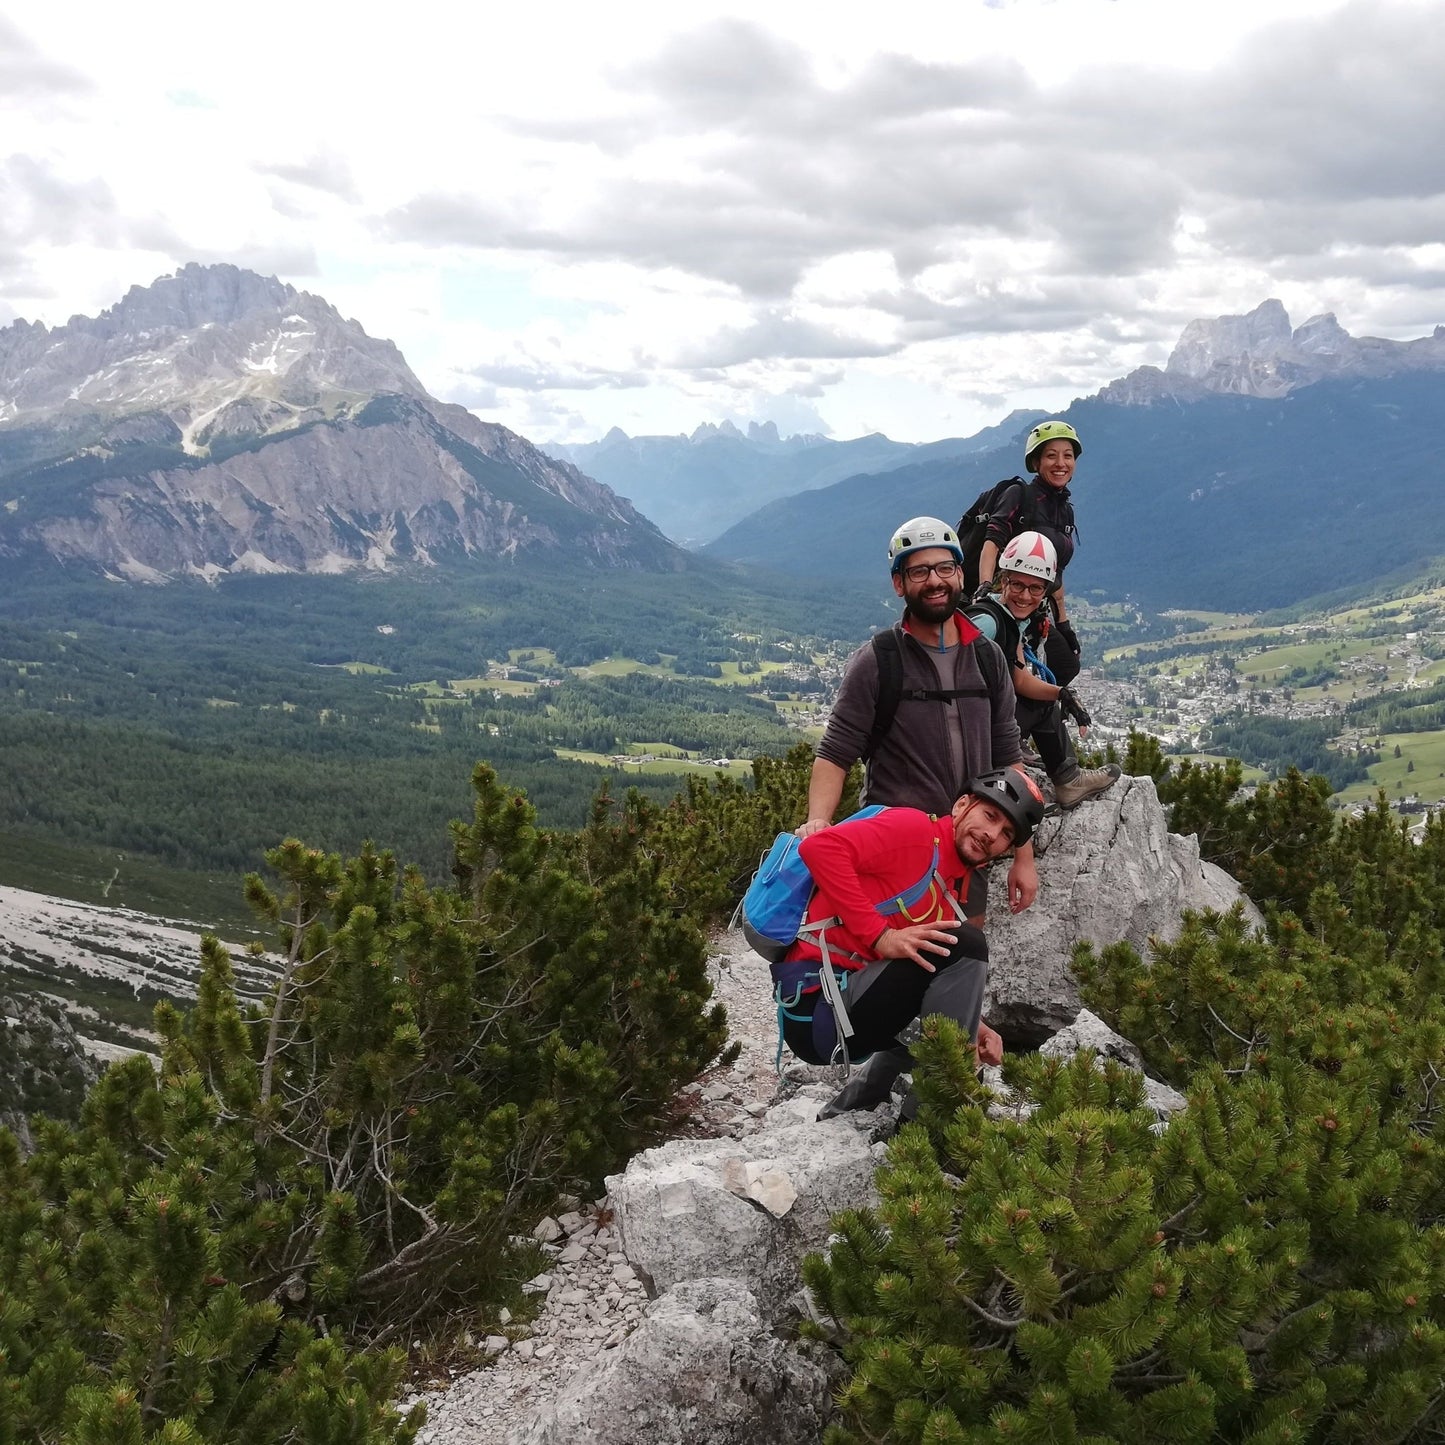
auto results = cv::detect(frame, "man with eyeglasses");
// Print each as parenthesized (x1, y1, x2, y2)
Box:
(799, 515, 1037, 926)
(966, 530, 1119, 810)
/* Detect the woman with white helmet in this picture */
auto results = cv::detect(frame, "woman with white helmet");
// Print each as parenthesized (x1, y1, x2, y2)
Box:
(975, 420, 1084, 687)
(966, 530, 1118, 810)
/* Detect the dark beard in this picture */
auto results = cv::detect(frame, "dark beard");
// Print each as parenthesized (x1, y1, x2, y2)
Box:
(907, 585, 962, 625)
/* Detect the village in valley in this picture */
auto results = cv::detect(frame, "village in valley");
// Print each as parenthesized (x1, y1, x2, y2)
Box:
(1055, 587, 1445, 821)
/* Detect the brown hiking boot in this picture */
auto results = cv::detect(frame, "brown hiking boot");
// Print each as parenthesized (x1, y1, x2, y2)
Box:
(1054, 763, 1122, 809)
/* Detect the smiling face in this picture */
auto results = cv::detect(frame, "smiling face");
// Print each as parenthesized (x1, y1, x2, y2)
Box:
(999, 570, 1049, 619)
(1032, 438, 1077, 489)
(950, 794, 1018, 865)
(892, 546, 964, 624)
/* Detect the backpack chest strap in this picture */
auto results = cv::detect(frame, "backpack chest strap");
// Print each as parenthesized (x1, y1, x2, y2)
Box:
(899, 685, 991, 702)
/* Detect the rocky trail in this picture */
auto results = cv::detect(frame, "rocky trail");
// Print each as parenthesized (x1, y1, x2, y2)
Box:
(403, 938, 833, 1443)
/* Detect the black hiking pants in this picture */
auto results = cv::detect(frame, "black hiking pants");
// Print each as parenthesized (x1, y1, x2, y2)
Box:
(1044, 627, 1080, 688)
(1015, 696, 1075, 780)
(782, 926, 989, 1066)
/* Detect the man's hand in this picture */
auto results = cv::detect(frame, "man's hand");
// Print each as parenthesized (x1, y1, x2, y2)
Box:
(1055, 619, 1081, 656)
(1007, 850, 1038, 914)
(975, 1021, 1004, 1068)
(873, 924, 958, 971)
(794, 818, 831, 839)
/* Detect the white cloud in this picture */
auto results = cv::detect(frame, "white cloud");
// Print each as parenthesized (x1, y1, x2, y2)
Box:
(2, 0, 1443, 442)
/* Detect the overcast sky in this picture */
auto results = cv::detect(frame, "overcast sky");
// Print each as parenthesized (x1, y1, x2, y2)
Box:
(3, 0, 1443, 442)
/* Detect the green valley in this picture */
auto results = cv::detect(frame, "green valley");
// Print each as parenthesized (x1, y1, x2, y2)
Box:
(0, 563, 879, 922)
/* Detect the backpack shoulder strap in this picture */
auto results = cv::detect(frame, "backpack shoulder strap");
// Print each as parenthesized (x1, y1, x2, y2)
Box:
(970, 626, 1007, 695)
(865, 629, 904, 761)
(1008, 477, 1035, 531)
(870, 628, 997, 756)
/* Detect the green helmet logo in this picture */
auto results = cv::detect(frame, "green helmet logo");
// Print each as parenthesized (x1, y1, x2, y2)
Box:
(1025, 420, 1082, 472)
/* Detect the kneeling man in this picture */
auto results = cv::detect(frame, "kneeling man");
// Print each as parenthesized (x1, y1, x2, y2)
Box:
(774, 768, 1045, 1117)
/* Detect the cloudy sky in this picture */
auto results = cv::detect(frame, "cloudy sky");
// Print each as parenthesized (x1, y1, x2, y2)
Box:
(3, 0, 1443, 442)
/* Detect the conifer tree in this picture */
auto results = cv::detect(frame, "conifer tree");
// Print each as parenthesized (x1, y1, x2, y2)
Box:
(0, 757, 734, 1436)
(807, 1012, 1445, 1443)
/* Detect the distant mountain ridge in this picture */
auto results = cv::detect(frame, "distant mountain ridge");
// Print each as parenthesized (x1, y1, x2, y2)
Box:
(0, 264, 675, 580)
(707, 302, 1445, 611)
(546, 410, 1046, 545)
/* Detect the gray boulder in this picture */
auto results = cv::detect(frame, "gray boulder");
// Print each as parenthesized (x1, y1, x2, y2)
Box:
(606, 1086, 878, 1321)
(512, 1277, 838, 1445)
(1039, 1007, 1189, 1120)
(984, 774, 1260, 1040)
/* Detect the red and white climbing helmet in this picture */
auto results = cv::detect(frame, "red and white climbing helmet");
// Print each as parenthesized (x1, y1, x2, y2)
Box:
(998, 530, 1058, 586)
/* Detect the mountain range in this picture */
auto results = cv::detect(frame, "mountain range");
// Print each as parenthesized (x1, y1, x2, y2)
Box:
(0, 264, 675, 580)
(708, 301, 1445, 610)
(7, 274, 1445, 613)
(545, 410, 1045, 546)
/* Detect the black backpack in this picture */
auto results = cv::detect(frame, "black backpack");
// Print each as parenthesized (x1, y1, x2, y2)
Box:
(863, 627, 1007, 767)
(956, 477, 1031, 594)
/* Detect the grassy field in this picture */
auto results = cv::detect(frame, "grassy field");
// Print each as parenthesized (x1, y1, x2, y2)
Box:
(1334, 731, 1445, 809)
(552, 747, 754, 778)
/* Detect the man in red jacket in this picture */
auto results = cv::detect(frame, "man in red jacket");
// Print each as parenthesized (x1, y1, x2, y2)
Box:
(774, 768, 1045, 1117)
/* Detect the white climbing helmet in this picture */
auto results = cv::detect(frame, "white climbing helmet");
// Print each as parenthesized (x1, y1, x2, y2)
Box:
(888, 516, 964, 573)
(998, 530, 1058, 585)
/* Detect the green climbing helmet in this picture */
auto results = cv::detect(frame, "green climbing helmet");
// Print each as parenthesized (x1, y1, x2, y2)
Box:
(1024, 420, 1082, 473)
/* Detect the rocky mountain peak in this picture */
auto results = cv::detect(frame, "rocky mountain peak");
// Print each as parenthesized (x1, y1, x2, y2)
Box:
(1292, 311, 1351, 355)
(1165, 298, 1293, 381)
(0, 262, 425, 441)
(86, 261, 298, 337)
(0, 267, 673, 581)
(1098, 299, 1445, 405)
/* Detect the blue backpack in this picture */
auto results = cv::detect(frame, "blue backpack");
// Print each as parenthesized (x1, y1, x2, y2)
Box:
(739, 805, 892, 962)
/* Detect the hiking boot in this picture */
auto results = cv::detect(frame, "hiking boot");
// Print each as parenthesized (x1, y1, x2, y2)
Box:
(1053, 763, 1122, 810)
(1019, 743, 1043, 768)
(817, 1046, 912, 1119)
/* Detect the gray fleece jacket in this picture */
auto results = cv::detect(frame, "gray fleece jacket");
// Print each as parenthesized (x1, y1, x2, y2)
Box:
(816, 615, 1023, 817)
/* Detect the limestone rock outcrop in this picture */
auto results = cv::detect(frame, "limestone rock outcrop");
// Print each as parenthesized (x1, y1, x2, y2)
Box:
(983, 773, 1261, 1042)
(605, 1085, 881, 1322)
(513, 1277, 840, 1445)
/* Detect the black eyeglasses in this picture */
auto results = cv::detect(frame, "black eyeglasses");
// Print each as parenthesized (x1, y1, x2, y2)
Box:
(901, 561, 961, 583)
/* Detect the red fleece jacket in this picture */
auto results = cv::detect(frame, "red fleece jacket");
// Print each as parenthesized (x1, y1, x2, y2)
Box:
(788, 807, 969, 967)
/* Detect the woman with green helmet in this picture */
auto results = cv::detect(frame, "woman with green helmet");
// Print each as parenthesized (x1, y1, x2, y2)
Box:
(976, 419, 1083, 686)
